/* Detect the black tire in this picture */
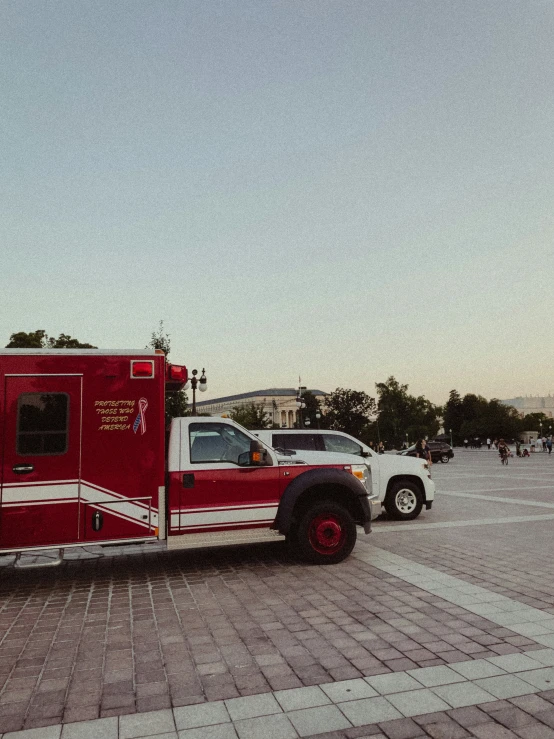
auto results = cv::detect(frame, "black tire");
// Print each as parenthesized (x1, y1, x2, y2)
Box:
(384, 480, 424, 521)
(440, 454, 450, 464)
(295, 501, 357, 565)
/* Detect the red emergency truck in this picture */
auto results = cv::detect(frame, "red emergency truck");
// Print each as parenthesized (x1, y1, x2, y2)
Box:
(0, 350, 374, 567)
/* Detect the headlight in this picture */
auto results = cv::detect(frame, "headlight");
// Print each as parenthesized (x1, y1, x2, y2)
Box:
(351, 464, 370, 491)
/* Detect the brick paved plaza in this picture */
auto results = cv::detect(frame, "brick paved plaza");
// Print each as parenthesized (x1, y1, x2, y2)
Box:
(1, 450, 554, 738)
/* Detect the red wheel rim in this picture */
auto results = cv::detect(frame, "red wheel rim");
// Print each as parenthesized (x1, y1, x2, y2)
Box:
(308, 514, 346, 555)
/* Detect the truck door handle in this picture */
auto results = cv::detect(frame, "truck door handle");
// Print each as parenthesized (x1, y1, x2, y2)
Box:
(13, 465, 34, 474)
(183, 473, 195, 488)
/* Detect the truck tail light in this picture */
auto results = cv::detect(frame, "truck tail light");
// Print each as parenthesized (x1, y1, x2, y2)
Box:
(165, 364, 188, 390)
(131, 360, 154, 378)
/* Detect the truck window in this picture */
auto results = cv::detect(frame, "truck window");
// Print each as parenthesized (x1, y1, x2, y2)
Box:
(17, 393, 69, 456)
(322, 434, 362, 455)
(272, 433, 318, 451)
(189, 423, 252, 465)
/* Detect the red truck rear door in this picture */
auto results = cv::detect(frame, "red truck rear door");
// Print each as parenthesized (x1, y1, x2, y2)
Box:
(0, 375, 82, 550)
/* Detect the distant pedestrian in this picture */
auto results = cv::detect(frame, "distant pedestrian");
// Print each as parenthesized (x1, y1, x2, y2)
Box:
(531, 438, 535, 452)
(547, 438, 553, 455)
(378, 441, 385, 454)
(487, 438, 491, 450)
(522, 448, 530, 458)
(464, 438, 468, 449)
(415, 438, 432, 467)
(542, 436, 547, 452)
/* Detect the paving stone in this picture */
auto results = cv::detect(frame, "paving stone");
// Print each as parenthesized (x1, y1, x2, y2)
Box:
(406, 668, 466, 689)
(274, 686, 331, 712)
(234, 713, 296, 739)
(446, 706, 491, 727)
(448, 662, 507, 681)
(470, 724, 520, 739)
(287, 704, 352, 736)
(474, 677, 539, 700)
(337, 698, 402, 727)
(120, 709, 176, 738)
(386, 690, 452, 718)
(225, 693, 282, 721)
(178, 725, 238, 739)
(485, 706, 537, 730)
(4, 727, 62, 739)
(418, 718, 470, 739)
(174, 702, 230, 730)
(60, 717, 118, 739)
(366, 674, 425, 696)
(516, 725, 554, 739)
(518, 670, 554, 692)
(487, 656, 546, 674)
(509, 695, 553, 714)
(377, 717, 425, 739)
(431, 682, 497, 709)
(523, 652, 554, 668)
(321, 680, 378, 703)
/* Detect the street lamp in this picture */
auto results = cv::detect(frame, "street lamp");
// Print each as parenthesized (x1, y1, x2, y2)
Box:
(449, 428, 453, 447)
(296, 388, 306, 428)
(184, 368, 207, 416)
(315, 411, 321, 429)
(304, 417, 311, 427)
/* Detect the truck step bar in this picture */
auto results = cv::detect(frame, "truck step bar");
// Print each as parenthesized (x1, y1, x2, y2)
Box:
(14, 548, 65, 569)
(167, 528, 285, 551)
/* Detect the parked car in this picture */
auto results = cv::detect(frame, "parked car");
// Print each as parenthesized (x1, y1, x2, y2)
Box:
(253, 429, 435, 521)
(398, 441, 454, 464)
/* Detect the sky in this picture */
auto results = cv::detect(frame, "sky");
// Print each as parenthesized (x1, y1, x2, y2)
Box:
(1, 0, 553, 405)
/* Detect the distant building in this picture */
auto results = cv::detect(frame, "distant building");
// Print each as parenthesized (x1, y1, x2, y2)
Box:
(195, 388, 327, 428)
(500, 396, 554, 418)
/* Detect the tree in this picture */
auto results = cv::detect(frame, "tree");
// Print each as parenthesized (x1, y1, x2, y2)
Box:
(375, 376, 440, 448)
(449, 392, 522, 442)
(148, 321, 171, 356)
(6, 330, 96, 348)
(146, 321, 188, 425)
(324, 388, 376, 438)
(230, 402, 271, 429)
(521, 413, 551, 434)
(443, 390, 464, 444)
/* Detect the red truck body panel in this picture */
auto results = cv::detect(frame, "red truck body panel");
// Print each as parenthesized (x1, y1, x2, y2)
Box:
(0, 351, 166, 553)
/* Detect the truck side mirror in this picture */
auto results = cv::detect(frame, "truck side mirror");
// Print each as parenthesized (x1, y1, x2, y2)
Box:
(238, 440, 269, 467)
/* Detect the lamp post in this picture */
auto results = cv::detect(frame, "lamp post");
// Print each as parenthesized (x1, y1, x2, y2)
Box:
(305, 417, 311, 427)
(184, 368, 207, 416)
(450, 428, 453, 447)
(296, 386, 306, 428)
(315, 411, 321, 429)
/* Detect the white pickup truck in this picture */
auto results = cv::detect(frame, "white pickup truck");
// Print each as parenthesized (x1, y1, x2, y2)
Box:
(254, 429, 435, 520)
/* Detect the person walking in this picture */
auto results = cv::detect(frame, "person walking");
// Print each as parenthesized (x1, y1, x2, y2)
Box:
(547, 438, 553, 455)
(415, 438, 432, 467)
(487, 438, 491, 450)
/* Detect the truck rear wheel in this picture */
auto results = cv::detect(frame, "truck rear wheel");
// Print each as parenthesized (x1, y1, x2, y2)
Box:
(384, 480, 423, 520)
(295, 501, 357, 565)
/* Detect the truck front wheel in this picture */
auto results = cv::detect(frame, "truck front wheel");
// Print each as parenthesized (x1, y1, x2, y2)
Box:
(385, 480, 423, 520)
(295, 502, 357, 565)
